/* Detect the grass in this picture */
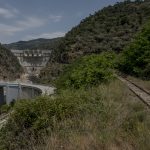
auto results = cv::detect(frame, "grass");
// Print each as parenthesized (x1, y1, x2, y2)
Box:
(1, 79, 149, 150)
(40, 80, 150, 150)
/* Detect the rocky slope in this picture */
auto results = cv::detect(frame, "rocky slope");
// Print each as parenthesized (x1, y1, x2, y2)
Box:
(0, 44, 23, 80)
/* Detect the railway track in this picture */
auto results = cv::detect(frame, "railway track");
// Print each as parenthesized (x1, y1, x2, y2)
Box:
(117, 75, 150, 108)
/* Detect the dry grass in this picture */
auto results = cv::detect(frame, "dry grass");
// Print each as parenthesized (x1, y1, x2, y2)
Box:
(33, 80, 150, 150)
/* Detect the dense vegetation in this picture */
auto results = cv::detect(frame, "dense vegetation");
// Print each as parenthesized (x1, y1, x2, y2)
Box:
(118, 20, 150, 79)
(0, 80, 149, 150)
(56, 52, 116, 89)
(0, 44, 23, 80)
(4, 37, 62, 50)
(40, 0, 150, 82)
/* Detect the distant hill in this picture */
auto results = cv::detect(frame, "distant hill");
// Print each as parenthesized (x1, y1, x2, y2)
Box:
(0, 44, 23, 80)
(4, 37, 63, 50)
(39, 0, 150, 83)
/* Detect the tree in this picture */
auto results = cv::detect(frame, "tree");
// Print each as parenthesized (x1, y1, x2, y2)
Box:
(119, 21, 150, 79)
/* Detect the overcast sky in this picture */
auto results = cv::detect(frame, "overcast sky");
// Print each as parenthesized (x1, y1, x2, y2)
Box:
(0, 0, 123, 44)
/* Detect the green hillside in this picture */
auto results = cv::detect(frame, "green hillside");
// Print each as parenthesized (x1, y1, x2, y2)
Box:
(4, 37, 62, 50)
(0, 44, 23, 80)
(52, 0, 150, 62)
(40, 0, 150, 83)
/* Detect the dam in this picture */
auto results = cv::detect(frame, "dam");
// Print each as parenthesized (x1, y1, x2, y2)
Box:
(11, 49, 51, 75)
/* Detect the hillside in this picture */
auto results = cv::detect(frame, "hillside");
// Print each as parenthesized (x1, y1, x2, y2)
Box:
(40, 0, 150, 83)
(118, 20, 150, 79)
(4, 37, 62, 50)
(0, 44, 23, 80)
(52, 0, 150, 63)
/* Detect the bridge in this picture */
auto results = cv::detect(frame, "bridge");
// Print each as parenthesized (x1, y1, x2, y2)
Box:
(11, 49, 51, 75)
(0, 81, 55, 105)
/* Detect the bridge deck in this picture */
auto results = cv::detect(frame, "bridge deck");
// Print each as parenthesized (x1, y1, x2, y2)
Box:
(0, 81, 55, 104)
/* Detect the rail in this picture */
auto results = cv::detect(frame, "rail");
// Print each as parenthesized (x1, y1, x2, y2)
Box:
(117, 75, 150, 108)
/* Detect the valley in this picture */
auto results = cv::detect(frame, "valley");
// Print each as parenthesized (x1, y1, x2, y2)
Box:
(0, 0, 150, 150)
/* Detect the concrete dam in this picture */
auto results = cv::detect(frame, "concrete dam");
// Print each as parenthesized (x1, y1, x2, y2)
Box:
(11, 49, 51, 75)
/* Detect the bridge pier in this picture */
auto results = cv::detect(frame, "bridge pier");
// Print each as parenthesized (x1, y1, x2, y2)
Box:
(5, 83, 21, 104)
(0, 87, 5, 105)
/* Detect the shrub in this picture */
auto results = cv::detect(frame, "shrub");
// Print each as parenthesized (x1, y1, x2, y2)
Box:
(0, 104, 11, 114)
(56, 52, 116, 89)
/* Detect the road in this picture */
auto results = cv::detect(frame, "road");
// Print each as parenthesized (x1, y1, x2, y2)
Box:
(0, 80, 56, 95)
(18, 82, 56, 95)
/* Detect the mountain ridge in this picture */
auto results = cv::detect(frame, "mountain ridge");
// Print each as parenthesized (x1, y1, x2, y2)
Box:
(4, 37, 63, 50)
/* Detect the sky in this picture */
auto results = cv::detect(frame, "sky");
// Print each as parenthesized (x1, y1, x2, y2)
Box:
(0, 0, 123, 44)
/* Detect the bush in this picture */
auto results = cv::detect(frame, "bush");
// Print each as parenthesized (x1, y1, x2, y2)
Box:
(56, 52, 116, 89)
(0, 104, 11, 114)
(118, 21, 150, 79)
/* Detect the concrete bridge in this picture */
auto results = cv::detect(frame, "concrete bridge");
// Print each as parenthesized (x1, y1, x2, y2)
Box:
(0, 81, 55, 105)
(11, 49, 51, 75)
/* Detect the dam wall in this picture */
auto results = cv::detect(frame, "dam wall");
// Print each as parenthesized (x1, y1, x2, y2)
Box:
(11, 49, 51, 75)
